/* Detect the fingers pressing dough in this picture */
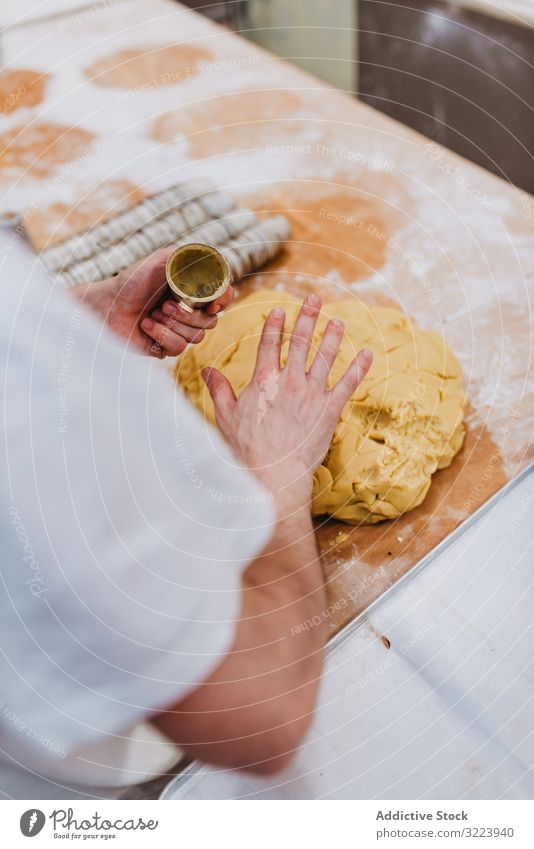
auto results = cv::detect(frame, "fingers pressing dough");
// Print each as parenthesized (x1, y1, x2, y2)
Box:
(176, 290, 466, 524)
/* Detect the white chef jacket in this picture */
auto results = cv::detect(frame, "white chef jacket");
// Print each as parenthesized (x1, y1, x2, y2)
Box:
(0, 235, 274, 798)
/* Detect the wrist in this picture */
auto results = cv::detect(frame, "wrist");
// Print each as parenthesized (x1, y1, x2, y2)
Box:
(258, 465, 313, 522)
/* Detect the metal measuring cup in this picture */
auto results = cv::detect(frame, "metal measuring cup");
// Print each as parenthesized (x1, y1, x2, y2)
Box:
(165, 243, 232, 313)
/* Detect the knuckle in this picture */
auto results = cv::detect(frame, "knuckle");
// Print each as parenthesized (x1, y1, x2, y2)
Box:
(290, 333, 308, 349)
(343, 370, 359, 389)
(307, 371, 324, 389)
(255, 365, 276, 384)
(322, 346, 338, 361)
(283, 371, 303, 392)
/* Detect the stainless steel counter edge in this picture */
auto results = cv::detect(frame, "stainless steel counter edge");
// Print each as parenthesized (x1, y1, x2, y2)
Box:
(159, 460, 534, 800)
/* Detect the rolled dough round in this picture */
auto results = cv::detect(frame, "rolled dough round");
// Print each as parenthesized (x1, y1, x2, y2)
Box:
(176, 290, 466, 524)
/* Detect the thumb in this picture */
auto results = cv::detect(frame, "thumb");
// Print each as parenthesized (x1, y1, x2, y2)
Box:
(202, 368, 237, 418)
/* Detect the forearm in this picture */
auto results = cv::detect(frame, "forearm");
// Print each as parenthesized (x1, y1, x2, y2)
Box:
(153, 499, 327, 773)
(151, 293, 372, 771)
(242, 502, 327, 654)
(239, 502, 327, 703)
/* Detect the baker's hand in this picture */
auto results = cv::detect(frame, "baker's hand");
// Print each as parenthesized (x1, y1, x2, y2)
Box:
(202, 294, 373, 509)
(72, 247, 233, 357)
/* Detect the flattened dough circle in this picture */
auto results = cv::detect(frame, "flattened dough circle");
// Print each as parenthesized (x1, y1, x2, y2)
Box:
(176, 290, 466, 524)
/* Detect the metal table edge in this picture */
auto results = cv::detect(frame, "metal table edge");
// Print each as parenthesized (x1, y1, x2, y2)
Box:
(159, 460, 534, 800)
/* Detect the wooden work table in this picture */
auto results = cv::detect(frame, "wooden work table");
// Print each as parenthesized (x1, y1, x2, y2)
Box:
(2, 0, 533, 636)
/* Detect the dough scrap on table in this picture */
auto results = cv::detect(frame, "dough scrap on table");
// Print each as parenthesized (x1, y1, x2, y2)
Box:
(84, 44, 213, 89)
(0, 69, 48, 115)
(176, 290, 466, 524)
(0, 122, 95, 181)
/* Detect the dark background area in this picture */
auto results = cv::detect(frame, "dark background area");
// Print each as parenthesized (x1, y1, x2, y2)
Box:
(358, 0, 534, 193)
(181, 0, 534, 193)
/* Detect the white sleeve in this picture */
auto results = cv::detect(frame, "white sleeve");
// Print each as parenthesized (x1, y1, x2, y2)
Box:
(0, 249, 274, 767)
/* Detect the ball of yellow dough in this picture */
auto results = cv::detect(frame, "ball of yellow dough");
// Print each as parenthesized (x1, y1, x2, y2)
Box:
(175, 290, 466, 524)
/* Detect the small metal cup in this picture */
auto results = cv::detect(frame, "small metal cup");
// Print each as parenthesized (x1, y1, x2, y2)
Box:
(165, 243, 232, 312)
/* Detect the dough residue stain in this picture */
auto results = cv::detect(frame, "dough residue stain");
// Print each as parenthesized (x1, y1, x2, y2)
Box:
(0, 69, 48, 114)
(24, 179, 146, 250)
(151, 89, 301, 157)
(177, 290, 467, 525)
(84, 44, 213, 89)
(243, 181, 392, 288)
(0, 122, 95, 180)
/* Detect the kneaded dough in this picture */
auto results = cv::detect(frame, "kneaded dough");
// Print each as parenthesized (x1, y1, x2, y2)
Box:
(176, 291, 466, 524)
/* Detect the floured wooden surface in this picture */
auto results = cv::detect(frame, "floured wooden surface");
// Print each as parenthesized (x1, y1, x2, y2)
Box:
(2, 0, 533, 632)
